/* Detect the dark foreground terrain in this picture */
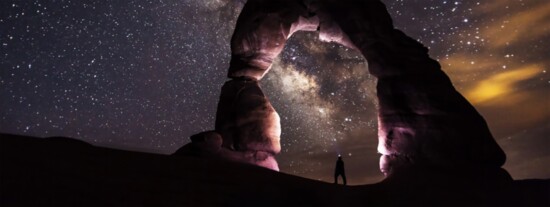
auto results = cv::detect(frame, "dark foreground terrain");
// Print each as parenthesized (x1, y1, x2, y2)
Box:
(1, 133, 548, 206)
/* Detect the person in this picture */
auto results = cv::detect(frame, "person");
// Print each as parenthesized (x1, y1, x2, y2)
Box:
(334, 155, 347, 185)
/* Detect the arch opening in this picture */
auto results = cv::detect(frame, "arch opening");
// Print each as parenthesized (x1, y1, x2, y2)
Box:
(262, 31, 381, 183)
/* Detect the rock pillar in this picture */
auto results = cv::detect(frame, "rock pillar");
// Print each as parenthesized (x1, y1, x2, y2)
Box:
(175, 0, 319, 171)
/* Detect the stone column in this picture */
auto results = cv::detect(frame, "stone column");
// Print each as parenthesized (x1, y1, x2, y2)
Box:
(175, 0, 319, 171)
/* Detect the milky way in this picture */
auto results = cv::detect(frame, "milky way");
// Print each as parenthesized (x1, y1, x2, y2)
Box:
(1, 0, 548, 184)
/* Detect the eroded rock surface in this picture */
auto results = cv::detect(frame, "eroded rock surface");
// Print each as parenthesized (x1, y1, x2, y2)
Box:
(175, 79, 281, 171)
(173, 130, 279, 170)
(215, 79, 281, 155)
(228, 0, 319, 80)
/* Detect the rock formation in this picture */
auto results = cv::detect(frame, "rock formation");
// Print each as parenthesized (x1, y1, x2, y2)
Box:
(175, 0, 320, 171)
(173, 130, 279, 170)
(177, 0, 508, 178)
(310, 0, 507, 177)
(215, 79, 281, 154)
(228, 0, 320, 80)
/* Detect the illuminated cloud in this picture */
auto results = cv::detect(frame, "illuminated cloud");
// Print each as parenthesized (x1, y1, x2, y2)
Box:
(465, 64, 542, 104)
(440, 53, 502, 90)
(479, 1, 550, 48)
(439, 0, 550, 130)
(441, 53, 501, 73)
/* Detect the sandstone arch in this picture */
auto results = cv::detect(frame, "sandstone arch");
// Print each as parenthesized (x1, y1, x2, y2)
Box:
(177, 0, 507, 177)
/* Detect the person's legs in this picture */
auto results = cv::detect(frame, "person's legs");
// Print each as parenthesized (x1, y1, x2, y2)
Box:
(334, 173, 338, 184)
(342, 173, 347, 185)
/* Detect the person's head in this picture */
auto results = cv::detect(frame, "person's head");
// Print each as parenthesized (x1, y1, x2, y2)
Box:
(338, 154, 342, 160)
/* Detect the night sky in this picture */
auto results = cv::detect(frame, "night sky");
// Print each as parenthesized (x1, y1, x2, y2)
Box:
(1, 0, 549, 185)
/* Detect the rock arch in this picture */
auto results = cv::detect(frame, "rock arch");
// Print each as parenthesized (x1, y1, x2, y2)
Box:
(176, 0, 506, 176)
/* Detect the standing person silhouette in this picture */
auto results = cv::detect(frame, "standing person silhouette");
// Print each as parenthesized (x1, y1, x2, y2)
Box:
(334, 155, 347, 185)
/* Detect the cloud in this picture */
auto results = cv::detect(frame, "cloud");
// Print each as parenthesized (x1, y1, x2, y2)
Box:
(440, 52, 548, 138)
(478, 1, 550, 49)
(438, 0, 550, 143)
(464, 64, 542, 104)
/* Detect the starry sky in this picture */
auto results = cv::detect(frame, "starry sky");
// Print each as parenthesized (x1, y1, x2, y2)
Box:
(1, 0, 549, 185)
